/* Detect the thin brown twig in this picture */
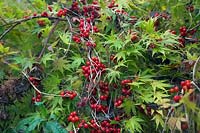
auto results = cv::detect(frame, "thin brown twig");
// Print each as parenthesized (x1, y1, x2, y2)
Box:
(0, 15, 67, 27)
(38, 20, 60, 59)
(0, 15, 68, 40)
(187, 21, 200, 32)
(0, 23, 19, 40)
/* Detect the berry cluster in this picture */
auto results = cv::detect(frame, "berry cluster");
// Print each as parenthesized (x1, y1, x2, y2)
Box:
(70, 1, 80, 12)
(90, 119, 121, 133)
(169, 80, 193, 103)
(32, 91, 42, 103)
(78, 120, 89, 129)
(181, 80, 192, 92)
(29, 76, 40, 87)
(114, 96, 124, 107)
(108, 0, 118, 8)
(57, 8, 67, 17)
(60, 90, 77, 100)
(90, 103, 108, 112)
(67, 111, 80, 123)
(41, 11, 48, 17)
(169, 86, 179, 93)
(178, 26, 197, 47)
(82, 57, 106, 79)
(186, 5, 194, 12)
(99, 81, 109, 94)
(121, 79, 132, 96)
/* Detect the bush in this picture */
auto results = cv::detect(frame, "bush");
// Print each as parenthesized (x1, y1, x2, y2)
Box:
(0, 0, 200, 132)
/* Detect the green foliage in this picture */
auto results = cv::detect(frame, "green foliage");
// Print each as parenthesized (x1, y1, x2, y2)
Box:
(0, 0, 200, 132)
(124, 116, 144, 133)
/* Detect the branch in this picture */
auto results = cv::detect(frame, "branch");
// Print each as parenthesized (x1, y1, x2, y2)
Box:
(38, 19, 60, 59)
(1, 15, 67, 27)
(0, 23, 18, 40)
(192, 56, 200, 81)
(187, 21, 200, 32)
(22, 71, 62, 97)
(0, 15, 69, 40)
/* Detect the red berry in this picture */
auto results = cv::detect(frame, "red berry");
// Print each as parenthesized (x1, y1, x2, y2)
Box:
(181, 122, 188, 130)
(29, 77, 35, 82)
(48, 5, 52, 12)
(173, 95, 181, 102)
(36, 98, 41, 102)
(60, 91, 65, 97)
(174, 86, 179, 92)
(41, 12, 48, 17)
(32, 97, 36, 102)
(83, 123, 89, 128)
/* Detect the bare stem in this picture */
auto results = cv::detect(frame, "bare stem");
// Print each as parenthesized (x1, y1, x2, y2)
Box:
(38, 20, 60, 59)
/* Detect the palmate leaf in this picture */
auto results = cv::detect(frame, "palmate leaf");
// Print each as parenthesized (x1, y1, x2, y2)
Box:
(40, 53, 55, 66)
(59, 32, 71, 45)
(44, 121, 68, 133)
(152, 114, 164, 129)
(150, 80, 171, 93)
(53, 57, 69, 73)
(137, 18, 155, 34)
(105, 34, 124, 50)
(122, 99, 136, 115)
(105, 68, 121, 84)
(125, 116, 144, 133)
(13, 56, 36, 70)
(42, 74, 61, 90)
(70, 54, 84, 69)
(16, 115, 44, 132)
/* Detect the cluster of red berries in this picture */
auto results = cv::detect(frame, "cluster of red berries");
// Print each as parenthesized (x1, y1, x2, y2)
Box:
(170, 80, 193, 103)
(121, 79, 132, 96)
(57, 8, 67, 17)
(153, 12, 170, 20)
(41, 11, 48, 17)
(108, 0, 118, 8)
(90, 103, 108, 112)
(29, 77, 42, 103)
(72, 35, 81, 43)
(68, 111, 80, 123)
(181, 80, 192, 92)
(60, 90, 77, 100)
(71, 1, 100, 46)
(186, 5, 194, 12)
(100, 95, 108, 101)
(114, 96, 124, 107)
(82, 57, 106, 79)
(82, 2, 100, 17)
(115, 9, 128, 16)
(99, 81, 109, 94)
(29, 76, 40, 87)
(179, 26, 197, 46)
(169, 86, 179, 93)
(89, 119, 121, 133)
(70, 1, 80, 12)
(179, 26, 187, 36)
(85, 41, 96, 48)
(78, 120, 89, 129)
(32, 91, 42, 103)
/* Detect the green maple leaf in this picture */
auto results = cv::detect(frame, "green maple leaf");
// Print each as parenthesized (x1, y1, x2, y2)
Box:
(53, 57, 69, 73)
(40, 53, 55, 66)
(70, 55, 84, 69)
(125, 116, 144, 133)
(152, 114, 164, 129)
(105, 68, 121, 84)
